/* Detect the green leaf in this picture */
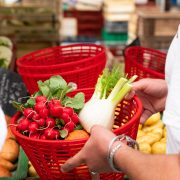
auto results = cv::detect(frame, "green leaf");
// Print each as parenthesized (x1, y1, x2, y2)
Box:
(74, 124, 83, 130)
(62, 92, 85, 111)
(38, 81, 50, 97)
(60, 129, 68, 139)
(49, 76, 67, 94)
(12, 101, 24, 112)
(33, 91, 42, 97)
(26, 98, 35, 108)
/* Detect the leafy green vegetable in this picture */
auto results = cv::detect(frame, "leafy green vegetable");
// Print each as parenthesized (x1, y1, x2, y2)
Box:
(93, 64, 124, 99)
(13, 75, 85, 112)
(62, 92, 85, 112)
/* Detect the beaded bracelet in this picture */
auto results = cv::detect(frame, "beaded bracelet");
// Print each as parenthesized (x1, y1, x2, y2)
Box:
(107, 134, 139, 172)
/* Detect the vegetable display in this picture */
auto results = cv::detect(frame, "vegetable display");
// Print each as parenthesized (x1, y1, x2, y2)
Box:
(137, 112, 166, 154)
(79, 65, 137, 132)
(12, 75, 85, 140)
(0, 36, 13, 68)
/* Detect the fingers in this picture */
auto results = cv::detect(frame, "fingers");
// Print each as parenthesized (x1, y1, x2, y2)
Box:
(140, 109, 154, 124)
(61, 150, 84, 173)
(125, 90, 135, 100)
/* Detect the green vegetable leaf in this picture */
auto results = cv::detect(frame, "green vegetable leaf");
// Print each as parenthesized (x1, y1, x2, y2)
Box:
(26, 98, 35, 108)
(49, 75, 67, 94)
(74, 124, 83, 130)
(62, 92, 85, 111)
(12, 101, 24, 112)
(60, 129, 68, 139)
(38, 80, 51, 97)
(33, 91, 42, 97)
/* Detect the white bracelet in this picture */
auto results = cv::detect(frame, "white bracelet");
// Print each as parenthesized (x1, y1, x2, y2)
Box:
(108, 143, 122, 172)
(107, 134, 139, 172)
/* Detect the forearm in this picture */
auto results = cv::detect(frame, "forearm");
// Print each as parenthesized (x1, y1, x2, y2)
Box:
(114, 143, 180, 180)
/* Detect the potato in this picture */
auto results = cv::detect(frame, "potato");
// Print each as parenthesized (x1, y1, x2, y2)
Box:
(137, 132, 161, 145)
(146, 132, 162, 144)
(142, 120, 164, 133)
(0, 165, 11, 177)
(5, 115, 12, 124)
(137, 135, 154, 145)
(144, 112, 161, 126)
(138, 124, 143, 130)
(0, 157, 16, 171)
(137, 130, 146, 138)
(160, 137, 166, 143)
(163, 127, 167, 137)
(6, 127, 16, 140)
(151, 142, 166, 154)
(151, 128, 163, 138)
(0, 139, 19, 162)
(139, 143, 151, 154)
(28, 165, 38, 177)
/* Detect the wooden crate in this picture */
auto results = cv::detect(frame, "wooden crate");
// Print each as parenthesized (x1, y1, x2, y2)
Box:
(20, 0, 61, 14)
(136, 6, 180, 49)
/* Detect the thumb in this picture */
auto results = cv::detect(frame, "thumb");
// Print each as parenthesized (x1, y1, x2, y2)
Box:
(140, 109, 153, 124)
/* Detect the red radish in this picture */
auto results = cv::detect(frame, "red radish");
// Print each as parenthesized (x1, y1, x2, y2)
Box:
(37, 118, 46, 127)
(35, 96, 47, 103)
(48, 99, 62, 108)
(29, 133, 40, 139)
(28, 122, 39, 134)
(32, 113, 40, 121)
(40, 134, 47, 140)
(71, 113, 79, 124)
(64, 121, 75, 132)
(63, 107, 74, 117)
(48, 129, 60, 140)
(39, 108, 49, 118)
(34, 102, 46, 112)
(23, 108, 34, 119)
(45, 118, 55, 128)
(49, 105, 63, 117)
(17, 118, 30, 131)
(44, 128, 53, 139)
(61, 112, 70, 124)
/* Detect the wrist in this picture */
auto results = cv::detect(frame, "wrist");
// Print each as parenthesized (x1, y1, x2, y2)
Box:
(107, 135, 139, 172)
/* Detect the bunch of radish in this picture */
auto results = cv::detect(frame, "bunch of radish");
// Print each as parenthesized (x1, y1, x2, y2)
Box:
(12, 75, 85, 140)
(16, 96, 80, 140)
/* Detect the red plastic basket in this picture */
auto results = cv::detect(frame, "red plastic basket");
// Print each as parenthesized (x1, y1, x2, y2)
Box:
(124, 46, 166, 80)
(10, 88, 142, 180)
(19, 60, 105, 94)
(17, 44, 106, 74)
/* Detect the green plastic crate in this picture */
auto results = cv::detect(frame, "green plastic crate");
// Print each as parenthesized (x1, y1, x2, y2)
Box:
(102, 29, 128, 42)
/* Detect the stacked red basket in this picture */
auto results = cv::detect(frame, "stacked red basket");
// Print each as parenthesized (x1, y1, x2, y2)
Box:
(17, 44, 106, 94)
(10, 88, 142, 180)
(124, 46, 166, 80)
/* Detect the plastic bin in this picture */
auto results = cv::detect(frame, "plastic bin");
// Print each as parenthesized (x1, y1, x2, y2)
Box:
(10, 88, 142, 180)
(17, 44, 106, 94)
(124, 46, 166, 80)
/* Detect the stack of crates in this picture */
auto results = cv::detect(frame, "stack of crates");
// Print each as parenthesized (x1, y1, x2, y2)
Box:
(0, 0, 61, 57)
(102, 0, 135, 45)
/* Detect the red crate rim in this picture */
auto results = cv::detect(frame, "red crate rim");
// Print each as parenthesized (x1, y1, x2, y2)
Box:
(17, 43, 106, 69)
(18, 60, 106, 77)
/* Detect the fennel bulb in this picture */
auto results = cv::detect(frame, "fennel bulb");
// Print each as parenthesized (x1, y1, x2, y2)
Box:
(79, 66, 137, 133)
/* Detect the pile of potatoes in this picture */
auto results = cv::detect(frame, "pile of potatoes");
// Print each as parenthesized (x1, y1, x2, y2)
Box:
(0, 127, 20, 177)
(137, 112, 166, 154)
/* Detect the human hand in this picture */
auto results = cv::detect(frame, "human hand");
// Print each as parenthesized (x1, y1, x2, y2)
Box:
(61, 125, 116, 173)
(126, 78, 167, 123)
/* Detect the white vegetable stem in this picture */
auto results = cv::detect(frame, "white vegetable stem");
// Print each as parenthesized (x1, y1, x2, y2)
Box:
(79, 75, 137, 133)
